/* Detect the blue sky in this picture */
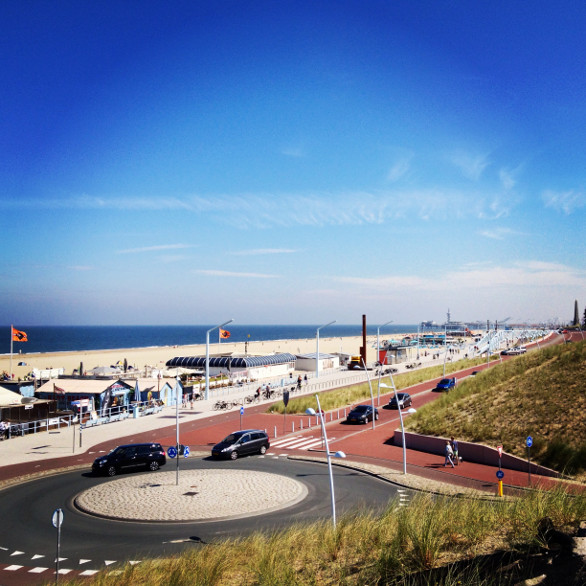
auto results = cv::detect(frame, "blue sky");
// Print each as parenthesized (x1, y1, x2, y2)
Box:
(1, 1, 585, 327)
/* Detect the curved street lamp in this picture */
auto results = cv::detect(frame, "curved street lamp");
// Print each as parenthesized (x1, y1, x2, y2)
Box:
(306, 395, 346, 528)
(316, 320, 336, 379)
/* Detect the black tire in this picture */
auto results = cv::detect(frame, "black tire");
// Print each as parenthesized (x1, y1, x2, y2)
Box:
(259, 445, 267, 455)
(149, 461, 160, 471)
(107, 466, 117, 477)
(230, 450, 239, 460)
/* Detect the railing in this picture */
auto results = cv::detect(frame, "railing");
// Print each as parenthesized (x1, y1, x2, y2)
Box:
(2, 414, 76, 440)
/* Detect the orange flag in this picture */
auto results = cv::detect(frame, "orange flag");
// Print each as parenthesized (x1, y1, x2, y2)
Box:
(12, 327, 28, 342)
(220, 329, 231, 339)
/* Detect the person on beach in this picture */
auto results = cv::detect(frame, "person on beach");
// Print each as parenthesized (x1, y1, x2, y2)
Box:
(451, 436, 460, 466)
(444, 440, 455, 468)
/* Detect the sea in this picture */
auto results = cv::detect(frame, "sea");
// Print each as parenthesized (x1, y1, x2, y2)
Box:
(3, 324, 419, 355)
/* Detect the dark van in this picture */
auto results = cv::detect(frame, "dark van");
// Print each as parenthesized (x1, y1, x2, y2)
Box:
(92, 443, 166, 476)
(211, 429, 270, 460)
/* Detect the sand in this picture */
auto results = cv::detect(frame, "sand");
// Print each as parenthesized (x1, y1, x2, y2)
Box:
(2, 335, 385, 380)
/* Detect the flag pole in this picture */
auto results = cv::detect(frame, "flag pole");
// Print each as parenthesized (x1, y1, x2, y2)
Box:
(10, 325, 13, 379)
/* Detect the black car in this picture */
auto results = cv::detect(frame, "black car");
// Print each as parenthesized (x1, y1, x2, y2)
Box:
(92, 443, 166, 477)
(346, 404, 379, 424)
(388, 392, 412, 409)
(211, 429, 270, 460)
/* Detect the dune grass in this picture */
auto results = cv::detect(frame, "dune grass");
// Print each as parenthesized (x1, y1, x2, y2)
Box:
(266, 354, 491, 416)
(64, 487, 586, 585)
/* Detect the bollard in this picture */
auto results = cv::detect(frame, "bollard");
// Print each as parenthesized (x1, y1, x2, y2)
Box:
(498, 480, 503, 497)
(274, 426, 277, 439)
(300, 419, 303, 430)
(292, 422, 294, 433)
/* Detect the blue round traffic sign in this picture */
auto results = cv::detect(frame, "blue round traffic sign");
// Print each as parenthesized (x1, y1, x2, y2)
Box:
(526, 436, 533, 447)
(167, 446, 177, 459)
(240, 406, 244, 415)
(496, 470, 504, 480)
(183, 446, 190, 458)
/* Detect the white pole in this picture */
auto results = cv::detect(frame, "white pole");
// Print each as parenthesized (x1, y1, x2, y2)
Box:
(10, 325, 13, 380)
(175, 377, 180, 486)
(376, 320, 393, 367)
(315, 394, 336, 528)
(316, 320, 336, 379)
(362, 358, 376, 430)
(205, 319, 233, 400)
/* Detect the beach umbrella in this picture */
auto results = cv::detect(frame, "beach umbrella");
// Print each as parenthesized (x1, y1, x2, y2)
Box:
(124, 358, 128, 373)
(79, 362, 83, 377)
(134, 380, 141, 402)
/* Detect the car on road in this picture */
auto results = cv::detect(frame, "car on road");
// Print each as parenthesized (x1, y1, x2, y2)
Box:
(346, 404, 379, 424)
(388, 392, 412, 409)
(211, 429, 270, 460)
(92, 443, 166, 477)
(435, 377, 457, 391)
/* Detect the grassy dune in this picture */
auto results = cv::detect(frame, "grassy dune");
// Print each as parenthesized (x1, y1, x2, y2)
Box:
(406, 341, 586, 478)
(64, 489, 585, 585)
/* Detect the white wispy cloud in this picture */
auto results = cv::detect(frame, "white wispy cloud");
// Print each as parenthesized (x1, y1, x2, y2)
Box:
(231, 248, 298, 255)
(281, 146, 305, 158)
(448, 151, 490, 181)
(478, 227, 526, 240)
(117, 244, 193, 254)
(333, 261, 586, 292)
(542, 189, 585, 215)
(5, 189, 519, 228)
(387, 157, 412, 182)
(195, 269, 278, 278)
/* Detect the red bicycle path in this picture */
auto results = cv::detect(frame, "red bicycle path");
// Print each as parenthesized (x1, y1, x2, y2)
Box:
(1, 352, 582, 497)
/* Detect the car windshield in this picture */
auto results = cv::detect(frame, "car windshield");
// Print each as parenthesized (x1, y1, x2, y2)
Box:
(439, 379, 449, 384)
(353, 405, 369, 412)
(222, 433, 242, 443)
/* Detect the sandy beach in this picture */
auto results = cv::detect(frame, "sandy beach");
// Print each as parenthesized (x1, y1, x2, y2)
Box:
(2, 335, 384, 380)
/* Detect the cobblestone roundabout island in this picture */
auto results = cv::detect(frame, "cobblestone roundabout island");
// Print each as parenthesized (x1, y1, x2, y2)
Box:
(75, 469, 308, 522)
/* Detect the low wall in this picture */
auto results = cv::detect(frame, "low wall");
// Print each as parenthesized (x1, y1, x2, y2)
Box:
(393, 430, 560, 478)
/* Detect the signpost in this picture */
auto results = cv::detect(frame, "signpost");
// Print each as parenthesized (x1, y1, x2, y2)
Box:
(52, 508, 64, 584)
(526, 436, 533, 485)
(496, 469, 504, 497)
(283, 390, 290, 434)
(240, 406, 244, 430)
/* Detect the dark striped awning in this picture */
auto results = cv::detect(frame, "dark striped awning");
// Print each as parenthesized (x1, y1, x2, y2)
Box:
(166, 353, 296, 369)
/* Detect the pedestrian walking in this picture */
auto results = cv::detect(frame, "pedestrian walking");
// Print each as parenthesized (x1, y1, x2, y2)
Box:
(451, 436, 460, 466)
(444, 440, 455, 468)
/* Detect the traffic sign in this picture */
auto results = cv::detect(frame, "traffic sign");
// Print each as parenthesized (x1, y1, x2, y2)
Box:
(240, 406, 244, 415)
(497, 445, 503, 457)
(167, 446, 177, 459)
(52, 508, 64, 528)
(183, 445, 190, 458)
(496, 470, 504, 480)
(526, 436, 533, 448)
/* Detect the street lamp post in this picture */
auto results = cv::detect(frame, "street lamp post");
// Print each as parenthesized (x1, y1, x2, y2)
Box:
(380, 380, 415, 475)
(362, 358, 376, 429)
(306, 395, 345, 529)
(316, 320, 336, 380)
(205, 319, 234, 400)
(376, 320, 393, 367)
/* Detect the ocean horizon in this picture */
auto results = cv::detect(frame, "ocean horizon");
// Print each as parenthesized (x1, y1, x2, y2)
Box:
(3, 324, 419, 355)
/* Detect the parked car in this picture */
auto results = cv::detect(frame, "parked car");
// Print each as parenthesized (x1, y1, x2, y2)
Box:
(92, 443, 166, 477)
(435, 377, 457, 391)
(211, 429, 270, 460)
(388, 392, 412, 409)
(346, 404, 379, 424)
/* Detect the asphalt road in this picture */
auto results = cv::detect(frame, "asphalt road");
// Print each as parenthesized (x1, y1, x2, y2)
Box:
(0, 455, 410, 577)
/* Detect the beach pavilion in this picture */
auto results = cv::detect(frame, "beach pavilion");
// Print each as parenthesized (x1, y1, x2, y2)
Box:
(165, 353, 296, 381)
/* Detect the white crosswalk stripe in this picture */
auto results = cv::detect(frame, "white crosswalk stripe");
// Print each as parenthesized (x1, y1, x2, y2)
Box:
(271, 436, 332, 451)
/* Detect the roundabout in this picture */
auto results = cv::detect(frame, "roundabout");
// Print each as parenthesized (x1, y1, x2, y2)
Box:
(0, 456, 409, 579)
(75, 468, 308, 521)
